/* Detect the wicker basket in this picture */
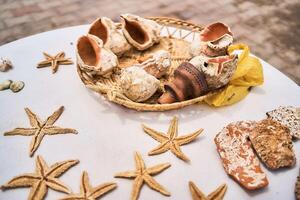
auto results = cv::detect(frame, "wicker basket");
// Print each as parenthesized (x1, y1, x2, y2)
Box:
(77, 17, 218, 111)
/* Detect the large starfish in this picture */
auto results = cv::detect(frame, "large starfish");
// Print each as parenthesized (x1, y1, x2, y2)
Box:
(4, 106, 78, 157)
(1, 155, 79, 200)
(142, 117, 203, 161)
(189, 181, 227, 200)
(60, 171, 117, 200)
(114, 152, 171, 200)
(37, 52, 73, 73)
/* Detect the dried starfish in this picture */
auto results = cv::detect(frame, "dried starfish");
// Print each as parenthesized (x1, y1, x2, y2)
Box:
(60, 171, 117, 200)
(1, 155, 79, 200)
(189, 181, 227, 200)
(4, 106, 78, 157)
(37, 52, 73, 73)
(114, 152, 171, 200)
(142, 117, 203, 161)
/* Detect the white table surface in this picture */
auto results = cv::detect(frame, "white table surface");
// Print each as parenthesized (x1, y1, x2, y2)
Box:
(0, 25, 299, 200)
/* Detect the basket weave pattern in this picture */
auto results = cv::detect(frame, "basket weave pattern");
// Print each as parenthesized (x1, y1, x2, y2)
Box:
(77, 17, 217, 111)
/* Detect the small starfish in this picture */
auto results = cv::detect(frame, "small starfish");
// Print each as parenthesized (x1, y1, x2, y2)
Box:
(142, 117, 203, 162)
(60, 171, 117, 200)
(37, 52, 73, 73)
(1, 155, 79, 200)
(114, 152, 171, 200)
(189, 181, 227, 200)
(4, 106, 78, 157)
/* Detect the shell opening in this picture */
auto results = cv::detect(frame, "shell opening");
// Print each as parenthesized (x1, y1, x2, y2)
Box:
(77, 36, 100, 67)
(89, 19, 108, 44)
(124, 18, 149, 45)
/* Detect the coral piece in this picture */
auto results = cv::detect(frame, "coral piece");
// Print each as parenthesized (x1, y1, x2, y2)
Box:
(158, 62, 208, 104)
(0, 80, 12, 91)
(135, 50, 171, 78)
(266, 106, 300, 139)
(114, 152, 171, 200)
(10, 81, 24, 93)
(121, 13, 160, 50)
(1, 155, 79, 200)
(77, 34, 118, 77)
(119, 66, 159, 102)
(249, 119, 296, 169)
(142, 116, 203, 162)
(88, 17, 131, 56)
(4, 106, 78, 156)
(189, 54, 237, 89)
(189, 181, 227, 200)
(190, 22, 233, 57)
(214, 121, 268, 190)
(0, 57, 13, 72)
(37, 52, 73, 73)
(60, 171, 117, 200)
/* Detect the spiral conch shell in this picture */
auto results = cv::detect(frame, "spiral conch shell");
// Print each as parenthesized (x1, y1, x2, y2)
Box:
(88, 17, 131, 56)
(189, 54, 237, 89)
(135, 50, 171, 78)
(76, 34, 118, 78)
(190, 22, 233, 57)
(119, 66, 160, 102)
(120, 13, 160, 50)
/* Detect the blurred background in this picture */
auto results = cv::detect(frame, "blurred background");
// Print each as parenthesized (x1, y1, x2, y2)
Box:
(0, 0, 299, 84)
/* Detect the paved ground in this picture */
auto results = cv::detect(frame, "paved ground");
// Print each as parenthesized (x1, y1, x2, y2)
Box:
(0, 0, 299, 84)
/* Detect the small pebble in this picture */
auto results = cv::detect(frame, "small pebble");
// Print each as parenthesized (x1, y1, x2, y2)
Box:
(10, 81, 25, 93)
(0, 80, 12, 90)
(0, 58, 13, 72)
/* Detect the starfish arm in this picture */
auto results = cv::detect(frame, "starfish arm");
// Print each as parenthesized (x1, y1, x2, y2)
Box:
(4, 128, 37, 136)
(52, 60, 58, 73)
(170, 142, 190, 162)
(55, 52, 65, 58)
(79, 171, 90, 194)
(89, 182, 117, 199)
(59, 194, 86, 200)
(131, 176, 144, 200)
(142, 124, 168, 142)
(47, 159, 79, 178)
(29, 132, 45, 157)
(168, 117, 178, 139)
(114, 170, 137, 178)
(207, 184, 227, 200)
(43, 126, 78, 135)
(46, 177, 71, 194)
(45, 106, 64, 126)
(37, 61, 51, 67)
(28, 181, 47, 200)
(176, 129, 203, 146)
(189, 181, 208, 200)
(43, 52, 53, 59)
(25, 108, 42, 128)
(134, 152, 145, 172)
(36, 156, 49, 176)
(146, 163, 171, 175)
(57, 59, 73, 64)
(1, 173, 40, 189)
(148, 141, 170, 156)
(143, 173, 170, 196)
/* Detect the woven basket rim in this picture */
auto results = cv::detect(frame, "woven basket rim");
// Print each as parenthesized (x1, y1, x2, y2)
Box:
(76, 16, 216, 112)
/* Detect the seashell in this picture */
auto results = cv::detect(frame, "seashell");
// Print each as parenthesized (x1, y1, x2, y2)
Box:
(119, 66, 160, 102)
(134, 50, 171, 78)
(10, 81, 25, 93)
(76, 34, 118, 78)
(0, 57, 13, 72)
(0, 80, 12, 91)
(120, 13, 160, 50)
(190, 22, 233, 57)
(214, 121, 268, 190)
(88, 17, 131, 57)
(158, 62, 208, 104)
(296, 169, 300, 200)
(189, 54, 237, 89)
(249, 119, 296, 170)
(266, 106, 300, 139)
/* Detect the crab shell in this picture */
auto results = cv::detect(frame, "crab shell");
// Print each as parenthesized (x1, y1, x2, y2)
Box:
(189, 54, 237, 89)
(76, 34, 118, 78)
(134, 50, 171, 78)
(120, 13, 160, 51)
(190, 22, 233, 57)
(88, 17, 131, 57)
(119, 66, 160, 102)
